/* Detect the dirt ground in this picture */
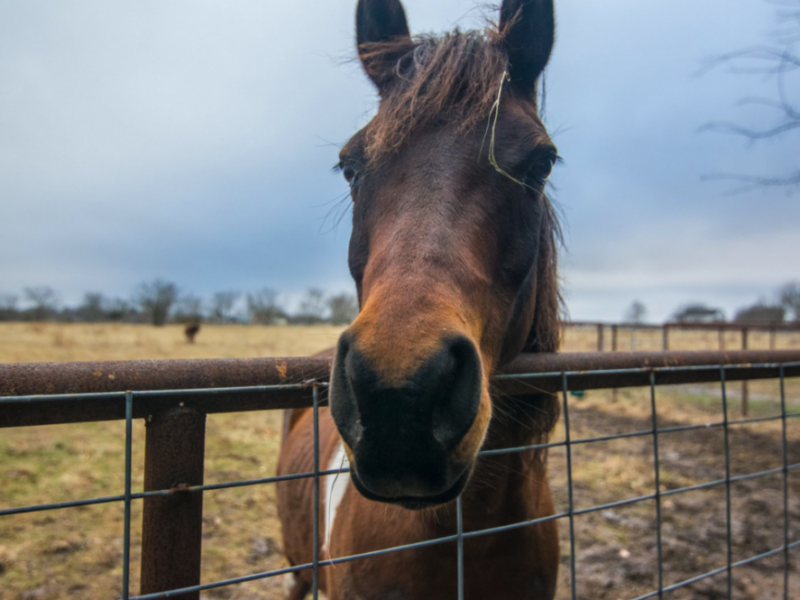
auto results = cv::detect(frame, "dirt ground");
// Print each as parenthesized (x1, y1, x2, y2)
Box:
(0, 323, 798, 599)
(549, 385, 800, 599)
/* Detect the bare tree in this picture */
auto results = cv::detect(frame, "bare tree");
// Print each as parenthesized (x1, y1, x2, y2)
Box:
(623, 300, 647, 350)
(624, 300, 647, 324)
(133, 279, 178, 326)
(296, 288, 328, 324)
(735, 302, 786, 323)
(174, 293, 204, 323)
(211, 291, 241, 323)
(77, 292, 107, 322)
(24, 286, 61, 320)
(247, 288, 286, 324)
(327, 292, 359, 325)
(0, 294, 18, 311)
(105, 298, 135, 322)
(0, 294, 19, 321)
(778, 281, 800, 320)
(700, 0, 800, 191)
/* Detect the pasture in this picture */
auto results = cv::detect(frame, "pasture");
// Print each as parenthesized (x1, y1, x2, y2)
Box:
(0, 323, 798, 599)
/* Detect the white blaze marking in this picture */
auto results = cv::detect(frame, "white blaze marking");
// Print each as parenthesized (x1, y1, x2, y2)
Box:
(325, 440, 351, 552)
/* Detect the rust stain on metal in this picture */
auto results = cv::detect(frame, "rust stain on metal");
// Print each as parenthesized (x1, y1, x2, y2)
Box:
(169, 483, 193, 494)
(275, 360, 288, 382)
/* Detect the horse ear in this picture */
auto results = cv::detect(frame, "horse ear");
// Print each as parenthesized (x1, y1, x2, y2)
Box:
(499, 0, 555, 97)
(356, 0, 411, 91)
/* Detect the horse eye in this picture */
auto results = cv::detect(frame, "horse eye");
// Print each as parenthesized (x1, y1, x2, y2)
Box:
(526, 151, 557, 186)
(342, 165, 357, 184)
(540, 157, 554, 180)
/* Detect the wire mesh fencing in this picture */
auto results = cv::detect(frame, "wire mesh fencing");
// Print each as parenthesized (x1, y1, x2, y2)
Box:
(0, 351, 799, 599)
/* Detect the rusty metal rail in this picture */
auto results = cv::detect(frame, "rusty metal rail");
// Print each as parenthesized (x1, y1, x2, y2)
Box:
(2, 349, 800, 599)
(2, 350, 800, 428)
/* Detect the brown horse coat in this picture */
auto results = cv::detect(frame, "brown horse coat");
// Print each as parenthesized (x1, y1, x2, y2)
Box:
(277, 1, 562, 598)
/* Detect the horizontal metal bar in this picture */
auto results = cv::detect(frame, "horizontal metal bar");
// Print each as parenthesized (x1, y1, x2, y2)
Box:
(478, 440, 565, 456)
(7, 446, 800, 520)
(2, 351, 799, 428)
(571, 429, 653, 445)
(462, 511, 570, 540)
(129, 533, 463, 599)
(0, 468, 351, 517)
(130, 562, 314, 600)
(7, 448, 800, 521)
(659, 463, 800, 498)
(573, 494, 656, 516)
(0, 356, 332, 427)
(658, 412, 800, 436)
(0, 494, 126, 517)
(0, 382, 328, 406)
(567, 321, 800, 332)
(664, 323, 800, 332)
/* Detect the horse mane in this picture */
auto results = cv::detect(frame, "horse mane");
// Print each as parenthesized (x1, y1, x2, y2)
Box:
(525, 195, 563, 356)
(359, 26, 512, 159)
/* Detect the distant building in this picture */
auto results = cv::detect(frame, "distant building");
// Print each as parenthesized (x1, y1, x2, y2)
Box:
(734, 304, 785, 325)
(672, 304, 726, 324)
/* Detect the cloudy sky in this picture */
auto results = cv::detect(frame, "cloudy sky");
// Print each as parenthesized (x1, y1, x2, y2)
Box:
(1, 0, 797, 321)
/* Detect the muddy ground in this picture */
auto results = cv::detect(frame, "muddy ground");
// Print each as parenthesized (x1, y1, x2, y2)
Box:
(548, 385, 800, 599)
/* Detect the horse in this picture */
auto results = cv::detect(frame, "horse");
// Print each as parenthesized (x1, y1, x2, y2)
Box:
(184, 322, 200, 344)
(277, 1, 562, 598)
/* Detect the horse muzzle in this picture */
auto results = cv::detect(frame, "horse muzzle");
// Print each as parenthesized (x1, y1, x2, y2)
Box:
(330, 331, 484, 508)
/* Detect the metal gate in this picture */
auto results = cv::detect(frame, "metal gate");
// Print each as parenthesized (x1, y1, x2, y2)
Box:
(1, 350, 799, 599)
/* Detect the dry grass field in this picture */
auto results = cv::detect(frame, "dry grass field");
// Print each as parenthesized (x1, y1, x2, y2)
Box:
(0, 322, 347, 364)
(0, 323, 798, 599)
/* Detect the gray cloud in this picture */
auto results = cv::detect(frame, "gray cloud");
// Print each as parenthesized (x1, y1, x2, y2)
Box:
(1, 0, 797, 320)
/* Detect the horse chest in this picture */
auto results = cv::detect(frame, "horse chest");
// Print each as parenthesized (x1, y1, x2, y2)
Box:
(324, 441, 351, 553)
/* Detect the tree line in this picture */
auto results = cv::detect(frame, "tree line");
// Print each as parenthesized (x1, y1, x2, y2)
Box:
(5, 280, 798, 327)
(623, 282, 800, 325)
(0, 280, 359, 326)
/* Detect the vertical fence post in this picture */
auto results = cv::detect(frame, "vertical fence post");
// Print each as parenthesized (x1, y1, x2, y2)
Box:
(611, 325, 618, 402)
(140, 406, 206, 600)
(779, 365, 790, 599)
(122, 393, 134, 600)
(562, 373, 578, 600)
(662, 324, 669, 351)
(741, 328, 749, 417)
(312, 386, 320, 600)
(720, 368, 734, 597)
(597, 323, 604, 352)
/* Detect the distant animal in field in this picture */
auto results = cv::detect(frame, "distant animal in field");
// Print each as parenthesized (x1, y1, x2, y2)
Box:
(277, 0, 562, 598)
(184, 322, 200, 344)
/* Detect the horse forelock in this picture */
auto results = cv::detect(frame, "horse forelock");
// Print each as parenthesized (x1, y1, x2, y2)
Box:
(360, 26, 524, 160)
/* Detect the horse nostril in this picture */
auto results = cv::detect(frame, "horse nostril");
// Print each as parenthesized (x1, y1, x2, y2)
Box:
(330, 332, 363, 445)
(430, 336, 482, 451)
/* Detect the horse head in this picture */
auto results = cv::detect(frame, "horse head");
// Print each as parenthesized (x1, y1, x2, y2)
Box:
(330, 0, 560, 509)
